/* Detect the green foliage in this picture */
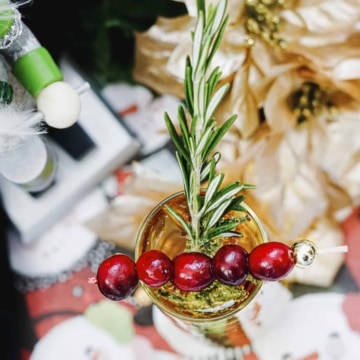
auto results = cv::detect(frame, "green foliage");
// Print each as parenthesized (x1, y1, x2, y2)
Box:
(164, 0, 255, 250)
(64, 0, 187, 86)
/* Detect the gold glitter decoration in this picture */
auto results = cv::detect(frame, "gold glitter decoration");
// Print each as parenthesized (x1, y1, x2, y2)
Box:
(245, 0, 286, 47)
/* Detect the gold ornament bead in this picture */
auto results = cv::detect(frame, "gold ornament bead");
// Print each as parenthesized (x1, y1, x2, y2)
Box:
(292, 239, 318, 268)
(272, 15, 280, 25)
(244, 36, 255, 47)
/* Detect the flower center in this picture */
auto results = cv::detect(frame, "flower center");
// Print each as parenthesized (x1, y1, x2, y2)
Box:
(245, 0, 286, 47)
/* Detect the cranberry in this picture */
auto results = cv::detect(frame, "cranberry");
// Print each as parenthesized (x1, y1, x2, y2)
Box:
(213, 245, 248, 285)
(248, 242, 295, 281)
(136, 250, 174, 287)
(172, 252, 214, 291)
(96, 253, 138, 301)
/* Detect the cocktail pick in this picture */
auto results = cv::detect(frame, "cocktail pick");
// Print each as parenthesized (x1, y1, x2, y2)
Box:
(292, 239, 348, 268)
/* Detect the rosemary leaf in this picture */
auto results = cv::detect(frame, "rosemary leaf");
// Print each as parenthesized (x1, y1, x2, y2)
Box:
(196, 0, 206, 17)
(208, 155, 217, 181)
(184, 57, 194, 115)
(206, 16, 228, 68)
(200, 152, 221, 182)
(206, 198, 232, 229)
(207, 221, 244, 239)
(205, 185, 243, 214)
(207, 67, 222, 98)
(192, 12, 204, 71)
(209, 0, 227, 36)
(164, 112, 191, 163)
(178, 105, 191, 149)
(175, 151, 190, 198)
(203, 173, 224, 209)
(195, 124, 215, 157)
(190, 113, 199, 137)
(203, 114, 237, 159)
(197, 76, 207, 120)
(228, 194, 247, 209)
(205, 82, 229, 120)
(164, 204, 193, 240)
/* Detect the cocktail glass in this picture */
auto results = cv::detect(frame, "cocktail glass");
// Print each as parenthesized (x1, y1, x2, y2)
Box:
(134, 191, 268, 353)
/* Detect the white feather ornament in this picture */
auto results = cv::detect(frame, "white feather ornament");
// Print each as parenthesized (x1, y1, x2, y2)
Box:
(0, 105, 46, 157)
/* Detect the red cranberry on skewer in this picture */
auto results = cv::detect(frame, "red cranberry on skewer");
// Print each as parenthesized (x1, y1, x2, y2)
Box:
(213, 244, 248, 285)
(172, 252, 214, 291)
(248, 242, 295, 281)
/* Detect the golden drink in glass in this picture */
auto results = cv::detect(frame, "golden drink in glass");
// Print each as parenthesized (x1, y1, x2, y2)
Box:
(135, 191, 267, 348)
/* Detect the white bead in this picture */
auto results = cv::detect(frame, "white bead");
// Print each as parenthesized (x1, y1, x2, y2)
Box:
(37, 81, 81, 129)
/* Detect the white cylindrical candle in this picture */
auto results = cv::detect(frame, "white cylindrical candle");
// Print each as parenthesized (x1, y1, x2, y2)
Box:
(0, 135, 58, 193)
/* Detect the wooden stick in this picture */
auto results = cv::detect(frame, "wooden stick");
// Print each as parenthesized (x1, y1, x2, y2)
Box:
(317, 245, 348, 255)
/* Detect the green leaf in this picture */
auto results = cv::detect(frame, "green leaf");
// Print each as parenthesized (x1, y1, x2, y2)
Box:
(228, 194, 246, 210)
(197, 76, 207, 120)
(207, 67, 222, 96)
(164, 112, 191, 163)
(204, 4, 216, 33)
(195, 125, 214, 157)
(192, 11, 205, 70)
(208, 154, 218, 181)
(209, 0, 227, 36)
(203, 173, 224, 210)
(205, 198, 232, 229)
(207, 221, 243, 239)
(188, 137, 196, 159)
(178, 105, 190, 150)
(190, 114, 199, 137)
(184, 57, 194, 115)
(200, 152, 221, 182)
(196, 0, 206, 15)
(205, 83, 229, 120)
(243, 183, 256, 189)
(206, 15, 228, 68)
(164, 204, 193, 240)
(205, 182, 244, 213)
(203, 114, 237, 159)
(175, 151, 190, 199)
(193, 36, 212, 78)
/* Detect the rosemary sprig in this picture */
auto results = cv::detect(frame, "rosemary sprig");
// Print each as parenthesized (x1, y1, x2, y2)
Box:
(164, 0, 255, 251)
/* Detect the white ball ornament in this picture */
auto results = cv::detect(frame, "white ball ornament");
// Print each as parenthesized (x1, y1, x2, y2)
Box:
(37, 81, 81, 129)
